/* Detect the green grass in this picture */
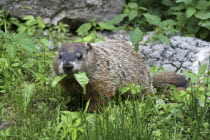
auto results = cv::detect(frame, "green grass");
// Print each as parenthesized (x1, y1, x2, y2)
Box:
(0, 80, 209, 140)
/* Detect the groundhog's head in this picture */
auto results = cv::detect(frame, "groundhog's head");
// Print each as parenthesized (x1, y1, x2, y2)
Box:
(53, 42, 92, 75)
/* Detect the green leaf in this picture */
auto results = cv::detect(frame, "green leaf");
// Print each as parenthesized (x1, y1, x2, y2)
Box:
(6, 44, 17, 58)
(143, 13, 161, 26)
(129, 27, 143, 46)
(52, 75, 67, 87)
(174, 91, 181, 101)
(198, 64, 207, 76)
(40, 39, 51, 47)
(74, 72, 89, 94)
(108, 14, 128, 24)
(19, 39, 36, 53)
(98, 22, 115, 30)
(23, 83, 35, 113)
(119, 87, 130, 95)
(0, 30, 11, 39)
(128, 10, 138, 21)
(128, 3, 138, 9)
(197, 1, 209, 11)
(36, 17, 46, 29)
(161, 0, 173, 6)
(186, 8, 196, 18)
(11, 63, 20, 67)
(185, 73, 199, 84)
(199, 20, 210, 30)
(176, 0, 191, 4)
(23, 58, 36, 68)
(23, 15, 35, 20)
(25, 19, 38, 26)
(83, 35, 93, 42)
(0, 58, 10, 70)
(157, 34, 170, 44)
(76, 23, 92, 36)
(84, 99, 90, 113)
(17, 26, 27, 33)
(195, 11, 210, 20)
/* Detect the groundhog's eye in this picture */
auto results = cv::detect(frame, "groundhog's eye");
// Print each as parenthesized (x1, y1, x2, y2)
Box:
(76, 53, 83, 60)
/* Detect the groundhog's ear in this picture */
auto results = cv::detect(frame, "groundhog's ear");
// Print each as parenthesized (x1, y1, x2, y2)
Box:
(86, 43, 92, 53)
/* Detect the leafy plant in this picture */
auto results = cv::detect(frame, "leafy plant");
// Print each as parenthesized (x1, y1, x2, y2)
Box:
(17, 15, 45, 36)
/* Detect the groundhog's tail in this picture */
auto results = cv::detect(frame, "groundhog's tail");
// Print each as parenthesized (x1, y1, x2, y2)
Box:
(153, 72, 189, 88)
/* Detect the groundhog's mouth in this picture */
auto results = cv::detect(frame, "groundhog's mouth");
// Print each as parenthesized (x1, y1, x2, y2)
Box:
(63, 68, 73, 75)
(63, 68, 79, 75)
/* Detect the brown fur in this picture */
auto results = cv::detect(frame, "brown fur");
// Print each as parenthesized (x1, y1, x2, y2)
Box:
(53, 41, 188, 112)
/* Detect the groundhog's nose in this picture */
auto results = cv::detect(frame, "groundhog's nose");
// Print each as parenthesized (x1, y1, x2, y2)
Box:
(63, 62, 74, 74)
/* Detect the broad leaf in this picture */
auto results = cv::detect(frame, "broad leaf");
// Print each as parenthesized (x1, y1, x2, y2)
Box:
(128, 3, 138, 9)
(83, 35, 93, 42)
(40, 38, 51, 46)
(25, 19, 38, 26)
(195, 11, 210, 20)
(52, 75, 67, 87)
(157, 34, 170, 44)
(186, 8, 196, 18)
(144, 13, 161, 26)
(128, 10, 138, 21)
(98, 22, 115, 30)
(74, 72, 89, 94)
(76, 23, 92, 36)
(23, 15, 35, 20)
(6, 44, 17, 58)
(19, 38, 36, 53)
(198, 64, 207, 77)
(129, 27, 143, 46)
(108, 14, 128, 24)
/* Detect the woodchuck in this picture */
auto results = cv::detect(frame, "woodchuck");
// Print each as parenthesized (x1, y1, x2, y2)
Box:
(53, 41, 188, 112)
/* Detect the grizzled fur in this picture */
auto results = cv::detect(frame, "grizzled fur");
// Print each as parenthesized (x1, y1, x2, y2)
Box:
(53, 41, 187, 112)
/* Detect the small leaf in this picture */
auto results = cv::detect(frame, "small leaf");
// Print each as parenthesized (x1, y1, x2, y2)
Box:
(176, 0, 191, 4)
(195, 11, 210, 20)
(83, 36, 93, 42)
(6, 44, 17, 58)
(84, 99, 90, 113)
(25, 19, 38, 26)
(36, 17, 46, 28)
(17, 26, 27, 33)
(161, 0, 173, 6)
(185, 73, 199, 84)
(199, 20, 210, 30)
(0, 58, 10, 70)
(119, 87, 130, 95)
(144, 13, 161, 26)
(11, 63, 20, 67)
(128, 10, 138, 21)
(198, 64, 207, 76)
(174, 91, 181, 102)
(186, 8, 196, 18)
(19, 39, 36, 53)
(40, 39, 51, 46)
(128, 3, 138, 9)
(76, 23, 92, 36)
(157, 34, 171, 44)
(52, 75, 67, 87)
(23, 58, 36, 68)
(108, 14, 128, 24)
(129, 27, 143, 46)
(74, 72, 89, 94)
(98, 22, 115, 30)
(23, 15, 35, 20)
